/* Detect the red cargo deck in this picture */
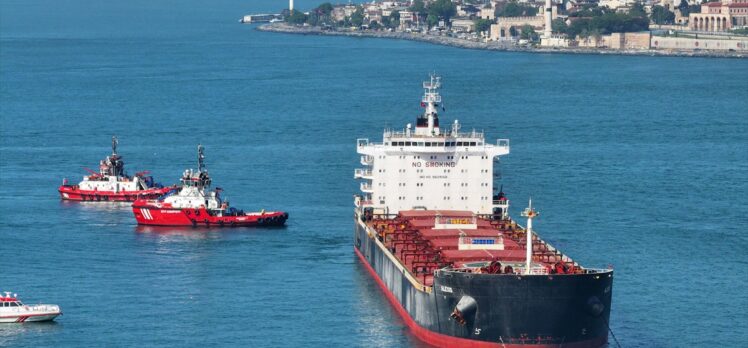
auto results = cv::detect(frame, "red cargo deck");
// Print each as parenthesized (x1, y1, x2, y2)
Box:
(367, 210, 581, 286)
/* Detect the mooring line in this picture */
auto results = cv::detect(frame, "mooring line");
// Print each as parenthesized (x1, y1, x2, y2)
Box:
(605, 318, 623, 348)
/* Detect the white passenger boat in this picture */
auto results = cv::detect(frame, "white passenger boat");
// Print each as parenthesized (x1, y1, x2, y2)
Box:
(0, 292, 61, 323)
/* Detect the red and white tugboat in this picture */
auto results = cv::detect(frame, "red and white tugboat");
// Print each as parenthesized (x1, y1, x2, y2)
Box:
(132, 145, 288, 227)
(58, 136, 175, 202)
(0, 292, 61, 323)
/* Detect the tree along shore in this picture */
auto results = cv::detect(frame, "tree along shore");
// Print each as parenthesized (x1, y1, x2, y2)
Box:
(257, 23, 747, 59)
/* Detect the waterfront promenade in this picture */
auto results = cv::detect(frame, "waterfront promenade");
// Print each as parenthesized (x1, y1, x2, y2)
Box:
(258, 23, 747, 58)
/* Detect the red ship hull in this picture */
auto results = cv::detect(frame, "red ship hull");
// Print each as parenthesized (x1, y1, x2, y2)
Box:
(58, 185, 175, 202)
(132, 201, 288, 227)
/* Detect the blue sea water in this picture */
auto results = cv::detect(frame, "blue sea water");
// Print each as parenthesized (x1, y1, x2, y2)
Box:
(1, 1, 747, 347)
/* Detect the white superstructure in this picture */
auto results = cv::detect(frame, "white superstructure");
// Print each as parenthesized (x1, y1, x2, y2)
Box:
(354, 75, 510, 216)
(72, 136, 154, 192)
(158, 145, 223, 210)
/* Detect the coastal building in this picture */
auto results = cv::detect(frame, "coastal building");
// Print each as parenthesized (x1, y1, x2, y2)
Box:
(689, 0, 748, 32)
(332, 4, 358, 22)
(599, 0, 636, 10)
(399, 10, 417, 28)
(480, 6, 496, 20)
(451, 18, 477, 32)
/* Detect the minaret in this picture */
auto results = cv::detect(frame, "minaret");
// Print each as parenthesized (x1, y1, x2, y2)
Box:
(521, 199, 539, 275)
(290, 0, 294, 12)
(544, 0, 552, 38)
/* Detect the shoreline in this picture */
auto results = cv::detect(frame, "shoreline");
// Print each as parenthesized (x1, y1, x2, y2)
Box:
(257, 23, 747, 59)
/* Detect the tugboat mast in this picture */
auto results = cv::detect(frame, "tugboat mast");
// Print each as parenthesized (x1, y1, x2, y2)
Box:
(111, 136, 118, 156)
(197, 144, 206, 173)
(521, 199, 539, 275)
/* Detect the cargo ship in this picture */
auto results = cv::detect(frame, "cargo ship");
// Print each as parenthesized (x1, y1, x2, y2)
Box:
(58, 136, 175, 202)
(353, 75, 613, 347)
(132, 145, 288, 227)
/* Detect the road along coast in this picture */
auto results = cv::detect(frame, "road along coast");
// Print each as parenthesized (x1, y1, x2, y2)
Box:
(258, 23, 747, 59)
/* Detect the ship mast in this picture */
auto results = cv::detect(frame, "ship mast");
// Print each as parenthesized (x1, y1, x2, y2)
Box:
(112, 136, 118, 156)
(521, 199, 539, 275)
(416, 74, 442, 136)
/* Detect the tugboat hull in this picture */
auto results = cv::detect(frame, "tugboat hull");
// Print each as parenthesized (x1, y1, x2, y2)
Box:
(132, 203, 288, 227)
(58, 185, 175, 202)
(354, 220, 613, 348)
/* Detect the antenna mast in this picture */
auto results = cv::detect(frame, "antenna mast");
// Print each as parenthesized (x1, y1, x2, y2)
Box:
(112, 136, 118, 155)
(197, 144, 205, 173)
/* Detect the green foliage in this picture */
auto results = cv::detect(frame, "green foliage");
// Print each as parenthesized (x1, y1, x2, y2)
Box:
(552, 18, 568, 33)
(569, 4, 605, 17)
(428, 0, 457, 22)
(350, 6, 364, 27)
(509, 26, 518, 36)
(520, 24, 538, 41)
(427, 14, 439, 27)
(564, 12, 649, 38)
(369, 21, 381, 30)
(474, 18, 493, 33)
(731, 27, 748, 35)
(628, 2, 647, 18)
(410, 0, 427, 17)
(316, 3, 334, 15)
(496, 1, 539, 17)
(390, 10, 401, 23)
(382, 10, 401, 29)
(286, 10, 308, 24)
(677, 0, 692, 16)
(650, 5, 675, 25)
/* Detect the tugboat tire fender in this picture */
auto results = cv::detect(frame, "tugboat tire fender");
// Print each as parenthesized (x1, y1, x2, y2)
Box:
(190, 219, 197, 227)
(258, 218, 265, 224)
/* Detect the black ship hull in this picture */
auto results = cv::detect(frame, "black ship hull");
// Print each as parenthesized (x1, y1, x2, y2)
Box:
(354, 219, 613, 348)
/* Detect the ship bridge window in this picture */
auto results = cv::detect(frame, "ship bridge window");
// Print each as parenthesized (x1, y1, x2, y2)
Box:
(9, 302, 18, 307)
(405, 141, 412, 146)
(456, 142, 463, 146)
(425, 142, 432, 147)
(470, 142, 477, 146)
(417, 142, 424, 146)
(437, 142, 444, 146)
(447, 141, 456, 147)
